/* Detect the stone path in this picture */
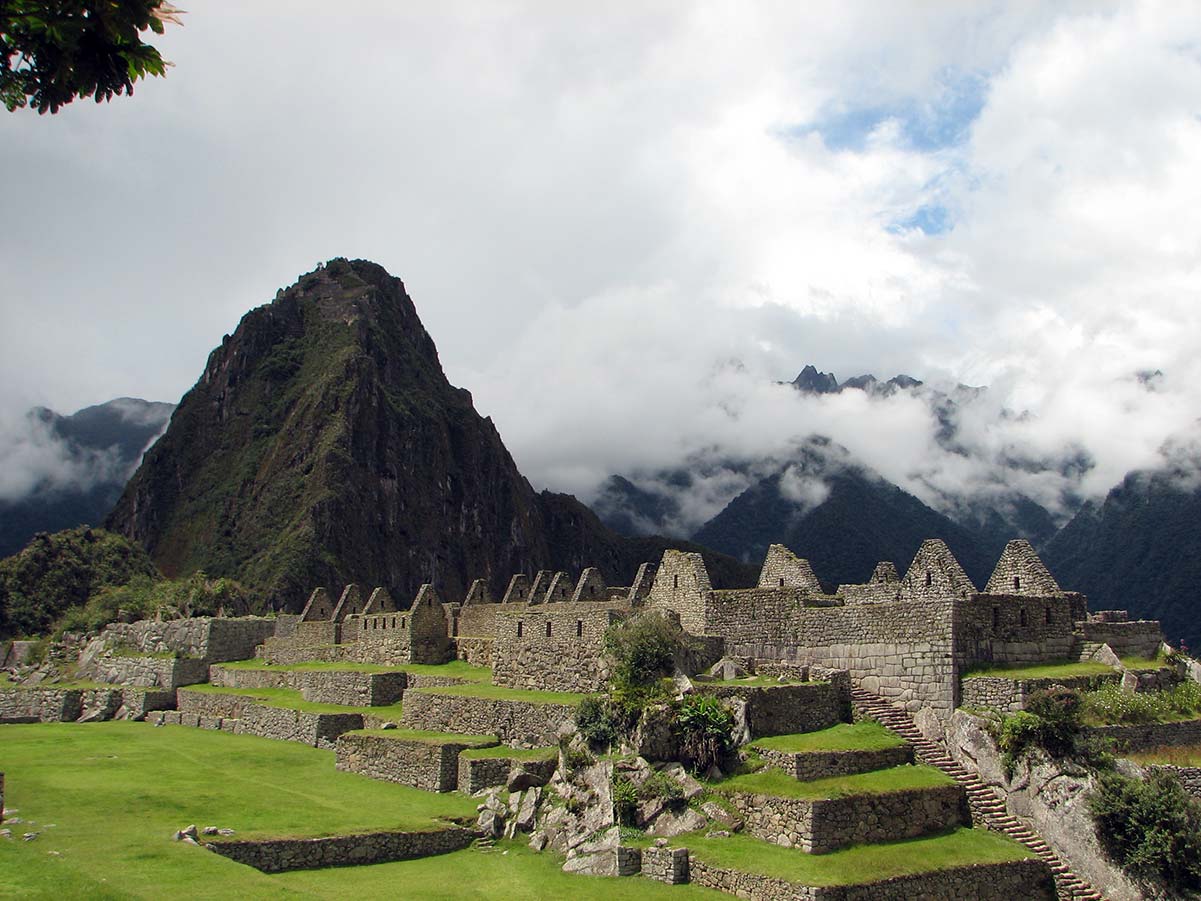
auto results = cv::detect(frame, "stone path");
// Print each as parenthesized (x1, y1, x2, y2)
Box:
(850, 688, 1105, 901)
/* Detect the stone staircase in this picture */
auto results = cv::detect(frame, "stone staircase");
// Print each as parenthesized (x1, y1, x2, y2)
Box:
(850, 688, 1105, 901)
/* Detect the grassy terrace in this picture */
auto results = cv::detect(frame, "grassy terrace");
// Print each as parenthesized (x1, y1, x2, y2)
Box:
(0, 723, 721, 900)
(751, 721, 905, 754)
(409, 683, 591, 706)
(963, 659, 1116, 680)
(1119, 653, 1168, 671)
(459, 745, 558, 761)
(180, 683, 404, 718)
(345, 728, 497, 747)
(218, 659, 492, 682)
(668, 828, 1033, 887)
(1127, 744, 1201, 767)
(717, 765, 953, 800)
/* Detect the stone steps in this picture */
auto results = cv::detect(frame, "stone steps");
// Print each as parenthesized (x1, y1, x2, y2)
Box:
(851, 687, 1108, 901)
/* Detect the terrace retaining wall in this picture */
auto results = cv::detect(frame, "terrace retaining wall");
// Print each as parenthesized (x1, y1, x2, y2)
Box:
(727, 783, 968, 853)
(335, 732, 496, 791)
(755, 744, 913, 781)
(401, 691, 578, 746)
(206, 827, 476, 873)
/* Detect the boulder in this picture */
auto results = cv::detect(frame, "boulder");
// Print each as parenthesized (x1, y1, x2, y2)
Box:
(648, 807, 707, 837)
(562, 826, 620, 876)
(507, 764, 548, 792)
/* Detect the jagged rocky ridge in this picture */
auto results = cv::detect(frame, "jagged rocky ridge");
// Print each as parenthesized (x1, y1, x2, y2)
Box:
(106, 259, 752, 610)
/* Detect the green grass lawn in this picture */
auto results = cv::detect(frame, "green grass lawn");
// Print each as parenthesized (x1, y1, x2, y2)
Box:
(1119, 653, 1168, 671)
(218, 659, 492, 682)
(459, 745, 558, 761)
(751, 722, 904, 754)
(717, 765, 953, 800)
(179, 684, 404, 718)
(1127, 744, 1201, 767)
(0, 723, 721, 900)
(345, 728, 497, 747)
(963, 660, 1116, 680)
(674, 828, 1033, 886)
(411, 683, 590, 706)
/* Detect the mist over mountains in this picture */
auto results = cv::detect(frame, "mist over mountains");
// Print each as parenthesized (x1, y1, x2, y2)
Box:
(0, 399, 175, 558)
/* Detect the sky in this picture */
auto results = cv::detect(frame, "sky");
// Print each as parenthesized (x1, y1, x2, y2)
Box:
(2, 1, 1200, 526)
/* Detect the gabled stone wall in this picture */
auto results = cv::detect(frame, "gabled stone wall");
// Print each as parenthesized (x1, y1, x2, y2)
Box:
(492, 606, 625, 692)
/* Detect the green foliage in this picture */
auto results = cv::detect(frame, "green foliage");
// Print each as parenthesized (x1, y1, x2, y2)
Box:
(561, 743, 594, 772)
(0, 527, 158, 638)
(1, 1, 182, 114)
(673, 694, 735, 774)
(997, 688, 1083, 770)
(1080, 681, 1201, 726)
(576, 695, 621, 748)
(1090, 769, 1201, 891)
(54, 570, 252, 635)
(604, 613, 685, 694)
(612, 773, 639, 826)
(641, 769, 685, 809)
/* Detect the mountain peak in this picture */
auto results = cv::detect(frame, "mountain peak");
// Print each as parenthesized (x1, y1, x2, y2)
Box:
(791, 365, 839, 394)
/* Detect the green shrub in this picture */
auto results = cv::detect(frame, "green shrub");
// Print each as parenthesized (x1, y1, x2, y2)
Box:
(604, 613, 685, 693)
(1026, 687, 1082, 756)
(612, 773, 639, 826)
(998, 711, 1044, 771)
(561, 744, 594, 772)
(674, 694, 735, 773)
(576, 696, 620, 748)
(1090, 770, 1201, 891)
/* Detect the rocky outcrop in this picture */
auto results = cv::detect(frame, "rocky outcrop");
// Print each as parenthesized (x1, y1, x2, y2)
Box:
(942, 710, 1146, 901)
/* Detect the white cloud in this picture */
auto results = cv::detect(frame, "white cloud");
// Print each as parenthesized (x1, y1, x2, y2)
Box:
(1, 1, 1199, 529)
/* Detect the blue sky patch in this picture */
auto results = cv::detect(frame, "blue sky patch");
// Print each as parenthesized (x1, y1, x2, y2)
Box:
(795, 69, 988, 153)
(888, 203, 952, 236)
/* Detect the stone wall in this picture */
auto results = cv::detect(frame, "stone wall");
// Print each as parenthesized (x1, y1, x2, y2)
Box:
(645, 550, 712, 634)
(453, 636, 493, 667)
(177, 688, 257, 719)
(299, 671, 406, 707)
(335, 732, 493, 791)
(492, 606, 624, 692)
(457, 602, 528, 639)
(726, 784, 967, 852)
(953, 594, 1081, 669)
(255, 639, 340, 666)
(728, 598, 959, 714)
(99, 617, 277, 663)
(640, 845, 689, 884)
(1089, 718, 1201, 752)
(1081, 621, 1163, 660)
(238, 704, 363, 749)
(120, 687, 177, 719)
(758, 545, 823, 592)
(401, 690, 578, 746)
(755, 744, 913, 782)
(82, 654, 209, 690)
(457, 751, 557, 794)
(696, 682, 845, 739)
(206, 827, 475, 873)
(209, 666, 295, 690)
(0, 687, 82, 722)
(686, 855, 1054, 900)
(961, 672, 1120, 713)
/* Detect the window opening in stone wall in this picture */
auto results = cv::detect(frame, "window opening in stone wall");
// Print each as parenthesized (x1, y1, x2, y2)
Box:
(391, 616, 397, 628)
(1020, 607, 1028, 627)
(779, 577, 785, 586)
(1045, 606, 1052, 625)
(992, 606, 1000, 629)
(401, 617, 406, 628)
(925, 571, 932, 588)
(1014, 576, 1021, 591)
(517, 621, 523, 637)
(673, 574, 679, 590)
(576, 620, 583, 637)
(546, 621, 553, 637)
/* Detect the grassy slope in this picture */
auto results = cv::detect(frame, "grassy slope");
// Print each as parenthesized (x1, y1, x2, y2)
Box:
(676, 829, 1033, 887)
(0, 722, 721, 900)
(1127, 744, 1201, 767)
(717, 765, 953, 800)
(963, 660, 1116, 680)
(751, 722, 905, 753)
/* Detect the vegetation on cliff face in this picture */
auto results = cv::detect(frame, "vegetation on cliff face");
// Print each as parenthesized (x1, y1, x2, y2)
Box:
(0, 527, 158, 638)
(106, 258, 755, 613)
